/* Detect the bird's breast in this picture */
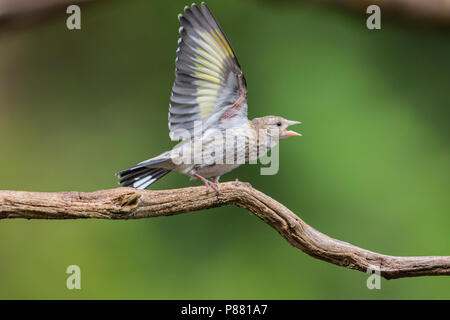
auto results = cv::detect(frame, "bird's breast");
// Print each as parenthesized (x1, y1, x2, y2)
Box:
(169, 123, 275, 172)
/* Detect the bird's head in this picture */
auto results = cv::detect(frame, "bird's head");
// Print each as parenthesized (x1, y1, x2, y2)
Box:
(251, 116, 301, 140)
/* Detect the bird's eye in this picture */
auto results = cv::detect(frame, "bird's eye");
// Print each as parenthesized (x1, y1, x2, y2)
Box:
(276, 122, 282, 127)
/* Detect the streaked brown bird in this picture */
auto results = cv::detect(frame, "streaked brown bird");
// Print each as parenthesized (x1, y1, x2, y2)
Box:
(116, 2, 301, 192)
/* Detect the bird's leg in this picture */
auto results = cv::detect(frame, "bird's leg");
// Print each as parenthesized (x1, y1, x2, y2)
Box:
(211, 176, 220, 184)
(193, 173, 219, 193)
(193, 173, 210, 192)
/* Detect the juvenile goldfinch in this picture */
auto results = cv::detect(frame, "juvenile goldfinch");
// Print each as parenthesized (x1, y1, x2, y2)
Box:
(116, 2, 301, 192)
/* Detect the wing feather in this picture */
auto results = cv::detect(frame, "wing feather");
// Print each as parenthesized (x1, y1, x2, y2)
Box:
(168, 2, 247, 141)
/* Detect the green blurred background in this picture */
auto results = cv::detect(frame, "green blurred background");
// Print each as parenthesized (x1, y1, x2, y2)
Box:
(0, 0, 449, 299)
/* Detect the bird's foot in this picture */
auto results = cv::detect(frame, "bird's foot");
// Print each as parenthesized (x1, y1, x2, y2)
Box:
(234, 178, 252, 188)
(194, 173, 219, 194)
(207, 180, 219, 193)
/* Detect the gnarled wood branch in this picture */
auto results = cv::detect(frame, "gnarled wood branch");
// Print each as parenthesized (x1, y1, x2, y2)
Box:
(0, 181, 449, 280)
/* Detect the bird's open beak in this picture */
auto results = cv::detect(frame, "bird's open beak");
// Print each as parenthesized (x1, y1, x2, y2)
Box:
(284, 120, 302, 137)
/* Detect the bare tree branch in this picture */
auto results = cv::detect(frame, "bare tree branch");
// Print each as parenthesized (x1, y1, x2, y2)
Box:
(0, 181, 449, 280)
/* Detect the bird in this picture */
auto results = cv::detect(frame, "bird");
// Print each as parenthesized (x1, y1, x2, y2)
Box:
(116, 2, 301, 192)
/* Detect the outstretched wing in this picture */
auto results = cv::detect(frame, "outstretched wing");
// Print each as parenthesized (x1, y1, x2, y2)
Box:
(169, 2, 247, 141)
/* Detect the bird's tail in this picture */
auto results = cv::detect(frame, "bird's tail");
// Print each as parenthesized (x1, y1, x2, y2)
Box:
(116, 157, 172, 189)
